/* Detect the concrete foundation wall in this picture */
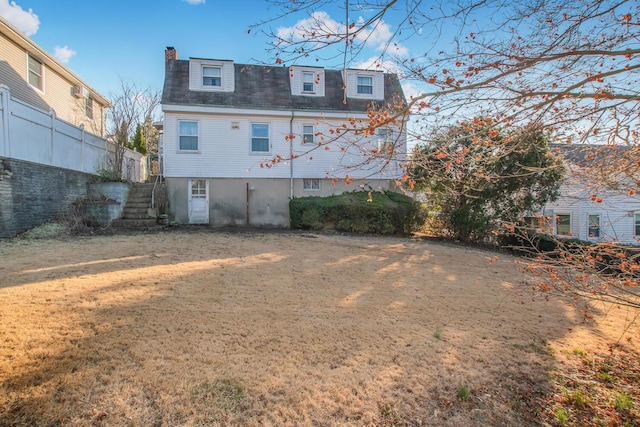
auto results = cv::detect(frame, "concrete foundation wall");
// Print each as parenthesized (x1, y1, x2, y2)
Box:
(0, 157, 92, 238)
(167, 177, 291, 227)
(166, 177, 398, 228)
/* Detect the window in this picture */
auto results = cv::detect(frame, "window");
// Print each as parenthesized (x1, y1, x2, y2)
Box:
(588, 214, 600, 238)
(251, 123, 269, 152)
(357, 76, 373, 94)
(377, 128, 393, 153)
(28, 55, 43, 90)
(191, 179, 207, 196)
(179, 121, 198, 151)
(302, 125, 314, 144)
(635, 213, 640, 236)
(203, 66, 221, 87)
(523, 216, 546, 231)
(302, 72, 314, 92)
(556, 214, 571, 236)
(84, 96, 93, 119)
(303, 178, 320, 191)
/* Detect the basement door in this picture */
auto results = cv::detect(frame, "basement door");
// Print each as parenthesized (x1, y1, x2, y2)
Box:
(188, 179, 209, 224)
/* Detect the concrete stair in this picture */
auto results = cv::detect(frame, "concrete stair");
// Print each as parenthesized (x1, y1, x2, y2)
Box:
(111, 182, 165, 232)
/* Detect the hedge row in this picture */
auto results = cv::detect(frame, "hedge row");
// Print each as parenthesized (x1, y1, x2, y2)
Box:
(290, 191, 427, 235)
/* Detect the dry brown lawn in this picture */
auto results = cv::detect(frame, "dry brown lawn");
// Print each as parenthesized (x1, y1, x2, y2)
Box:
(0, 230, 638, 426)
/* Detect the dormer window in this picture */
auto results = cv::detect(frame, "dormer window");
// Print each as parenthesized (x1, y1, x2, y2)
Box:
(302, 72, 314, 92)
(203, 66, 221, 87)
(345, 70, 383, 99)
(189, 59, 234, 92)
(289, 66, 325, 96)
(357, 76, 373, 95)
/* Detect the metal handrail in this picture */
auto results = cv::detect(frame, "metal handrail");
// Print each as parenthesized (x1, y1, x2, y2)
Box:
(151, 173, 161, 209)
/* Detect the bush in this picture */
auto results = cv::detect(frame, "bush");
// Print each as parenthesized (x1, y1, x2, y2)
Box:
(498, 228, 590, 255)
(290, 190, 427, 235)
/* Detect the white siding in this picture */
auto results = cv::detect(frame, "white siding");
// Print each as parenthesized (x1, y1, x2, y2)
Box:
(0, 28, 108, 136)
(289, 66, 325, 97)
(163, 110, 405, 181)
(542, 174, 640, 245)
(188, 58, 235, 92)
(345, 69, 384, 100)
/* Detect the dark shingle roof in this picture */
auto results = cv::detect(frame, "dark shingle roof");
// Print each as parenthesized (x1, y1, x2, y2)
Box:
(162, 60, 406, 113)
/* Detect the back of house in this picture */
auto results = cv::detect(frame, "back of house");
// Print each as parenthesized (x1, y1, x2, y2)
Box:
(161, 47, 407, 226)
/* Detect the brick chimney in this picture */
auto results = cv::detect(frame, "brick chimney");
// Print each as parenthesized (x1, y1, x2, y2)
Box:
(165, 47, 177, 65)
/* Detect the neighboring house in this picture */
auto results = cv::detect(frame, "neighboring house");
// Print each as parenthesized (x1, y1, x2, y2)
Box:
(0, 16, 143, 238)
(0, 15, 109, 137)
(527, 145, 640, 245)
(161, 47, 406, 226)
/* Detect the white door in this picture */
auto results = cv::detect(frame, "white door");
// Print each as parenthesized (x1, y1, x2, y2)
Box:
(188, 179, 209, 224)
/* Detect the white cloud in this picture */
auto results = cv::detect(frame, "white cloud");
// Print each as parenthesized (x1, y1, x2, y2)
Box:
(277, 11, 408, 59)
(0, 0, 40, 36)
(182, 0, 205, 4)
(401, 82, 423, 101)
(353, 56, 402, 74)
(53, 45, 76, 64)
(277, 11, 341, 43)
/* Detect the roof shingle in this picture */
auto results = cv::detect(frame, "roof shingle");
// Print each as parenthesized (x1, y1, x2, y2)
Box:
(162, 60, 406, 113)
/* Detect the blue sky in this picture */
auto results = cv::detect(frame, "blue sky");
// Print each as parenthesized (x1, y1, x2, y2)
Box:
(1, 0, 422, 99)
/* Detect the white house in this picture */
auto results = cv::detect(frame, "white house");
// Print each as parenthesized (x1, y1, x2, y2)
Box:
(529, 145, 640, 245)
(161, 47, 407, 226)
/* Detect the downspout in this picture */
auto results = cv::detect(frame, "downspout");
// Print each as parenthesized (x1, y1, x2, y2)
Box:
(290, 111, 295, 199)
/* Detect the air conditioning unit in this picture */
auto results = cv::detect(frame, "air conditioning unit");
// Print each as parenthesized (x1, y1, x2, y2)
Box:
(72, 86, 88, 98)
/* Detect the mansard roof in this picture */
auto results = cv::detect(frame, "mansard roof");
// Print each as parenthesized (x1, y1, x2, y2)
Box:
(162, 59, 406, 113)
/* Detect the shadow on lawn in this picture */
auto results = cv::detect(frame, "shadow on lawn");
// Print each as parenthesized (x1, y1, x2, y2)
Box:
(0, 231, 627, 426)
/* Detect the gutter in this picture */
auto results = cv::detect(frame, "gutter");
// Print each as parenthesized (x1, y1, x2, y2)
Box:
(290, 111, 294, 199)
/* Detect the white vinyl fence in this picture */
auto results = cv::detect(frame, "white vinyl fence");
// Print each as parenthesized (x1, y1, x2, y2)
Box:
(0, 84, 143, 181)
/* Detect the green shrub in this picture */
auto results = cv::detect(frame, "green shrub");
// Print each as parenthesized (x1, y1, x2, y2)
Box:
(290, 190, 426, 235)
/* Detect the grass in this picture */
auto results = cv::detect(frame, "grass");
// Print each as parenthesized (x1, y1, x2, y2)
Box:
(19, 221, 67, 239)
(563, 387, 590, 407)
(457, 384, 470, 401)
(433, 328, 442, 340)
(0, 231, 638, 426)
(613, 392, 634, 412)
(555, 408, 570, 425)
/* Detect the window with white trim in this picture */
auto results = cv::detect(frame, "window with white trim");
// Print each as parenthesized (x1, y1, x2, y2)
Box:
(84, 96, 93, 119)
(179, 121, 198, 151)
(28, 55, 43, 90)
(523, 216, 546, 231)
(203, 66, 221, 87)
(377, 128, 393, 153)
(555, 214, 571, 236)
(588, 214, 600, 238)
(357, 76, 373, 94)
(302, 125, 314, 144)
(635, 213, 640, 236)
(303, 178, 320, 191)
(251, 123, 269, 153)
(302, 72, 314, 92)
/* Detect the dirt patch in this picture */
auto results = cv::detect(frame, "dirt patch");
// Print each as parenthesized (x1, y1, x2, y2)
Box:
(0, 231, 637, 426)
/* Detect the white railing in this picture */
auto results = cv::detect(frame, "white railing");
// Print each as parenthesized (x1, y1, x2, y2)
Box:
(0, 84, 144, 181)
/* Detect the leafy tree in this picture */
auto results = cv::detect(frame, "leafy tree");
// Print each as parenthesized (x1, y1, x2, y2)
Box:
(411, 122, 564, 242)
(132, 124, 147, 155)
